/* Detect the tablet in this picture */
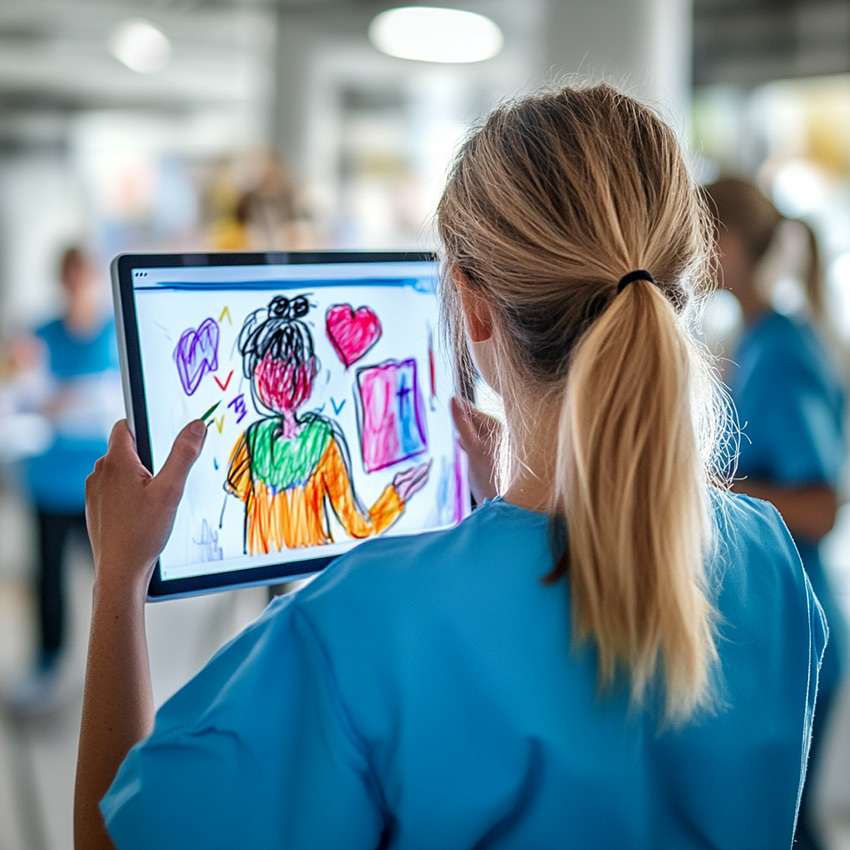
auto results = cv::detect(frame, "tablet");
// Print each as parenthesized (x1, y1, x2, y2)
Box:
(112, 251, 469, 601)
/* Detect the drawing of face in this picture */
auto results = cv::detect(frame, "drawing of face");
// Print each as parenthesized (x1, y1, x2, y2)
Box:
(254, 352, 317, 414)
(238, 295, 318, 418)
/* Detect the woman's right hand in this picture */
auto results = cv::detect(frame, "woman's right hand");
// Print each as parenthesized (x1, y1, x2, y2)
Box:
(451, 397, 501, 503)
(85, 419, 206, 597)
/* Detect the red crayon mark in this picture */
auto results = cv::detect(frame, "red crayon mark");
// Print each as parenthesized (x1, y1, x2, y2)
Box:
(427, 326, 436, 397)
(214, 370, 234, 391)
(254, 355, 315, 414)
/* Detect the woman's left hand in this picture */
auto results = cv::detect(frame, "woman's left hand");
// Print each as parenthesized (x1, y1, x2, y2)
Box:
(85, 419, 206, 595)
(451, 397, 501, 503)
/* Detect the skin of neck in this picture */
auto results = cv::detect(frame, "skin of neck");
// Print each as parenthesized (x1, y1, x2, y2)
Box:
(500, 390, 561, 513)
(280, 409, 300, 439)
(64, 285, 102, 334)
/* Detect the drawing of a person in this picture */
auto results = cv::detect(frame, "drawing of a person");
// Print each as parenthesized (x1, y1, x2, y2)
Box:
(226, 294, 430, 554)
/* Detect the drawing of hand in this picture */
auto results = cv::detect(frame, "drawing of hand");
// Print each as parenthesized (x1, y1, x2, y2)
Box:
(393, 460, 431, 503)
(85, 419, 206, 597)
(451, 396, 501, 503)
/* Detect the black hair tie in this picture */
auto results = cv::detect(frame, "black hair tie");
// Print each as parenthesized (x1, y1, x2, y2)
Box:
(617, 270, 656, 294)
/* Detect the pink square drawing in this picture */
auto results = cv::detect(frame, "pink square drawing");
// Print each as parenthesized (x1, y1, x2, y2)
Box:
(356, 358, 428, 473)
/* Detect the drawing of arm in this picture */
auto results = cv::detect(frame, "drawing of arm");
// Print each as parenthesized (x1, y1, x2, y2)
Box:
(318, 434, 403, 539)
(225, 433, 252, 502)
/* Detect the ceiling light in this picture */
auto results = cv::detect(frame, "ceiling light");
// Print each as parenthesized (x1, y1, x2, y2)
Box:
(369, 7, 503, 64)
(108, 19, 172, 74)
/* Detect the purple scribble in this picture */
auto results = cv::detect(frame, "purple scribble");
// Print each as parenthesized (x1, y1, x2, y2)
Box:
(174, 318, 220, 396)
(228, 393, 248, 424)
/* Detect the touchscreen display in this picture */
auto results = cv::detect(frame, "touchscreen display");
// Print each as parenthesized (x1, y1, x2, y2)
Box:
(128, 257, 467, 586)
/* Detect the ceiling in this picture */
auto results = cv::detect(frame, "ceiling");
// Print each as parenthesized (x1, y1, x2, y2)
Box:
(693, 0, 850, 86)
(0, 0, 279, 114)
(1, 0, 850, 149)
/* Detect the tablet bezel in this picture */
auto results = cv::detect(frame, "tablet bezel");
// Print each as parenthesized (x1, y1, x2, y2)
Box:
(112, 250, 443, 601)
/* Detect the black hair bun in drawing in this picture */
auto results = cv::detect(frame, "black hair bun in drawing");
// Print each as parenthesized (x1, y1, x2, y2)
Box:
(269, 295, 310, 321)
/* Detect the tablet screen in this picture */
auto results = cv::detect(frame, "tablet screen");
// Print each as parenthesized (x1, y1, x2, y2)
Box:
(114, 252, 468, 599)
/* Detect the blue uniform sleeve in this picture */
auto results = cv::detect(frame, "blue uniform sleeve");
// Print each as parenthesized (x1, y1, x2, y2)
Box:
(798, 559, 829, 810)
(100, 594, 386, 850)
(735, 348, 844, 486)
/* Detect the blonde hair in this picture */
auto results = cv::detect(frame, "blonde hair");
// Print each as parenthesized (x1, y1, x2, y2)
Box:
(703, 177, 825, 320)
(437, 83, 721, 724)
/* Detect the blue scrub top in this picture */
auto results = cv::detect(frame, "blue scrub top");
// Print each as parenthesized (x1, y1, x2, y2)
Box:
(727, 310, 846, 693)
(26, 317, 119, 512)
(102, 491, 825, 849)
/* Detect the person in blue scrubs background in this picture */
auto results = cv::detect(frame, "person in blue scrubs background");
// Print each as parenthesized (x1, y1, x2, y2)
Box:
(76, 88, 827, 850)
(7, 245, 121, 715)
(706, 177, 848, 850)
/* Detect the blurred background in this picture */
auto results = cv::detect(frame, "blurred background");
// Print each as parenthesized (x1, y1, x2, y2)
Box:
(0, 0, 849, 847)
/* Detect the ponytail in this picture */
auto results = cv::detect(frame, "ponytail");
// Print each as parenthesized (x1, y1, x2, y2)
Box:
(548, 279, 717, 724)
(437, 82, 722, 725)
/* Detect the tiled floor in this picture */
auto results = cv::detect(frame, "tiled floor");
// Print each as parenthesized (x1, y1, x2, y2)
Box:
(1, 481, 849, 849)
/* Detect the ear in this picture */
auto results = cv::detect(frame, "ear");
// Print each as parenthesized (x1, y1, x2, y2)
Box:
(453, 266, 493, 343)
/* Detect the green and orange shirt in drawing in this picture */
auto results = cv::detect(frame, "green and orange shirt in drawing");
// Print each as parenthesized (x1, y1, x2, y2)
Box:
(226, 414, 404, 553)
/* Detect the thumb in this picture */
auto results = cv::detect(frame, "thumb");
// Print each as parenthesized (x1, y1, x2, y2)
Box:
(450, 396, 475, 443)
(451, 397, 493, 451)
(155, 420, 206, 502)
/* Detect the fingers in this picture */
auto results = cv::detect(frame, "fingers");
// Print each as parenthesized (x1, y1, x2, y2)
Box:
(451, 397, 475, 453)
(409, 470, 429, 495)
(394, 459, 431, 502)
(451, 396, 500, 452)
(155, 420, 206, 501)
(107, 419, 137, 454)
(412, 459, 432, 486)
(401, 464, 429, 491)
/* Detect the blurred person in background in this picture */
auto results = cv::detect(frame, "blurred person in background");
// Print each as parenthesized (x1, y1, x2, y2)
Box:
(4, 244, 121, 715)
(705, 178, 848, 850)
(208, 152, 318, 251)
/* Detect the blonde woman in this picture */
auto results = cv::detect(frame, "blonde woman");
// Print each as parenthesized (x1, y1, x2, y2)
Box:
(77, 85, 825, 849)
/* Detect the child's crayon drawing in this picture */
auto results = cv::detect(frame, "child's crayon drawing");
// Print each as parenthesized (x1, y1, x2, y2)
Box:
(356, 358, 428, 473)
(135, 270, 466, 579)
(227, 393, 248, 424)
(194, 519, 223, 562)
(225, 295, 429, 554)
(174, 317, 219, 395)
(326, 303, 382, 367)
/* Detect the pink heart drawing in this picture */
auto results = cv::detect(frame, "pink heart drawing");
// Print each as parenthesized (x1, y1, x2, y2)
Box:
(174, 318, 220, 396)
(326, 304, 382, 368)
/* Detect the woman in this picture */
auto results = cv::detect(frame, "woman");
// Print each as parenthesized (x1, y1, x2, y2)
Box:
(7, 245, 120, 715)
(226, 293, 429, 553)
(705, 177, 847, 850)
(78, 85, 825, 849)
